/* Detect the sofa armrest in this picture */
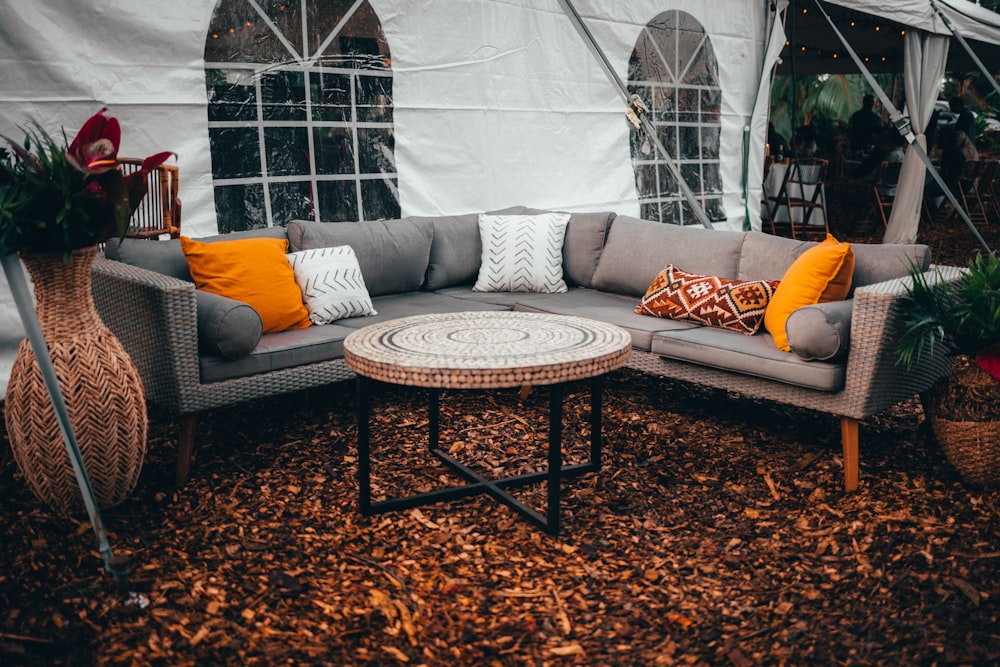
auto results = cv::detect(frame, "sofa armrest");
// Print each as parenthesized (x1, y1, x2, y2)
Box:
(92, 256, 201, 413)
(840, 265, 964, 416)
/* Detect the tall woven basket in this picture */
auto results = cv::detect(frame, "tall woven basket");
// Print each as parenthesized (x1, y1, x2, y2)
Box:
(5, 246, 148, 516)
(922, 356, 1000, 488)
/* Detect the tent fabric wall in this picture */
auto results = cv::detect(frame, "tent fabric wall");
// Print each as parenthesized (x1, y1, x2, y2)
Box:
(883, 31, 950, 244)
(0, 0, 776, 398)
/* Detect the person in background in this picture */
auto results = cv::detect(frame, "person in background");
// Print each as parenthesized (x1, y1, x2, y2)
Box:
(793, 125, 818, 157)
(849, 127, 905, 184)
(849, 94, 881, 152)
(926, 128, 979, 219)
(767, 122, 789, 159)
(949, 96, 977, 147)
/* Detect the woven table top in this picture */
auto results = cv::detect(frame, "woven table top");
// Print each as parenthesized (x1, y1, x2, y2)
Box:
(343, 311, 632, 389)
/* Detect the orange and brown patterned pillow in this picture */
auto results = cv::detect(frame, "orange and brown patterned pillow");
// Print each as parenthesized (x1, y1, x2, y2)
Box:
(635, 265, 780, 335)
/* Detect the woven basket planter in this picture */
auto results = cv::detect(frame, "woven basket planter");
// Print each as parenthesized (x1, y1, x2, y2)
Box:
(5, 246, 148, 515)
(922, 356, 1000, 488)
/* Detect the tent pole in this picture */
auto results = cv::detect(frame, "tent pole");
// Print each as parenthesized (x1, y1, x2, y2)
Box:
(555, 0, 714, 229)
(812, 0, 991, 253)
(930, 0, 1000, 100)
(0, 253, 133, 595)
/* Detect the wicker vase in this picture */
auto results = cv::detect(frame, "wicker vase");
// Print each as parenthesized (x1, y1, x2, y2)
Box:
(921, 356, 1000, 488)
(5, 245, 148, 515)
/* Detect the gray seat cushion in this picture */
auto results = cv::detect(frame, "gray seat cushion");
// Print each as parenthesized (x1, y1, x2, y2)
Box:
(200, 323, 354, 383)
(333, 291, 507, 328)
(434, 286, 554, 308)
(510, 287, 699, 351)
(650, 327, 846, 392)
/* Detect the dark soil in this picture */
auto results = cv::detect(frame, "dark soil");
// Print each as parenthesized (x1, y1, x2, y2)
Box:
(2, 205, 999, 666)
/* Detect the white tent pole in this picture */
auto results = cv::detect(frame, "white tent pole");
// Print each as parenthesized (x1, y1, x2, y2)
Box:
(812, 0, 991, 252)
(555, 0, 714, 229)
(931, 0, 1000, 100)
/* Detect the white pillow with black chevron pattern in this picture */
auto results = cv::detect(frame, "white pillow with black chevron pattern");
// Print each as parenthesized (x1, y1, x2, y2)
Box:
(286, 246, 377, 324)
(473, 213, 571, 293)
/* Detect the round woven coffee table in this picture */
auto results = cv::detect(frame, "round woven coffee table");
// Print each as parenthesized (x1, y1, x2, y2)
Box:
(344, 311, 631, 535)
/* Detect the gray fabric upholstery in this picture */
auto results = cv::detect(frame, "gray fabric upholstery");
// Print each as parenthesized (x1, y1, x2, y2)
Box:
(786, 299, 853, 362)
(195, 291, 263, 360)
(520, 208, 615, 288)
(650, 327, 847, 392)
(104, 227, 288, 281)
(849, 242, 930, 289)
(591, 216, 746, 297)
(510, 287, 699, 351)
(415, 213, 482, 290)
(286, 219, 433, 296)
(433, 285, 554, 307)
(736, 231, 815, 281)
(736, 230, 930, 292)
(333, 291, 507, 328)
(104, 237, 190, 280)
(200, 323, 354, 383)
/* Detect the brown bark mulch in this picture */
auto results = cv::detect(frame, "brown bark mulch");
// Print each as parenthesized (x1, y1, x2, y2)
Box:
(2, 209, 1000, 666)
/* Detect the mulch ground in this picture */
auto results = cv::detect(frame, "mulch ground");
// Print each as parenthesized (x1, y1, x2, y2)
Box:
(2, 203, 1000, 666)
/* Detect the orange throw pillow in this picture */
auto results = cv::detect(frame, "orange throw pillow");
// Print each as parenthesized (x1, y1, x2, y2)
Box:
(764, 234, 854, 352)
(181, 236, 311, 334)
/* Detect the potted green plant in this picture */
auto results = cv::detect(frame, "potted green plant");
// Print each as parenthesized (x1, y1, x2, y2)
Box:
(896, 252, 1000, 486)
(0, 108, 172, 514)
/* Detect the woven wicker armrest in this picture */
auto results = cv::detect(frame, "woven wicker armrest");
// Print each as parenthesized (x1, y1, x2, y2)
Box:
(92, 256, 201, 413)
(840, 266, 965, 419)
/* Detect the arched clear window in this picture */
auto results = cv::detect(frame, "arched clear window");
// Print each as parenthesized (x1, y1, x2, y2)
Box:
(628, 11, 724, 226)
(204, 1, 396, 232)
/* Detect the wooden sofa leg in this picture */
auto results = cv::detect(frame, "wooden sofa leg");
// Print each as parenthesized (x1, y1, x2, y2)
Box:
(176, 415, 197, 486)
(840, 417, 859, 492)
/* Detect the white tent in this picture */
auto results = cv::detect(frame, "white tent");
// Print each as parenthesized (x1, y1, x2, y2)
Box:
(1, 0, 998, 398)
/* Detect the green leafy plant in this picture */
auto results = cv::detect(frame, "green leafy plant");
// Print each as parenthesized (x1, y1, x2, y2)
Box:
(0, 108, 172, 255)
(896, 252, 1000, 370)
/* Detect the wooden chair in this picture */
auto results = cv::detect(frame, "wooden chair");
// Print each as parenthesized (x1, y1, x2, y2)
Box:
(957, 160, 989, 226)
(975, 160, 999, 222)
(118, 158, 181, 239)
(872, 160, 903, 227)
(770, 157, 829, 240)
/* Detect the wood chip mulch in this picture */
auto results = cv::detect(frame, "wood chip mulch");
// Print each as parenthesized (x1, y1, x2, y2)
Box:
(2, 210, 999, 666)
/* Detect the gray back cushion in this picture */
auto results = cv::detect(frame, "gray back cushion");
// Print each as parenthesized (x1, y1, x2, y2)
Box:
(737, 230, 931, 290)
(103, 226, 288, 281)
(520, 208, 614, 288)
(591, 216, 746, 297)
(286, 219, 433, 296)
(412, 213, 482, 291)
(419, 207, 613, 291)
(850, 243, 930, 288)
(737, 232, 814, 281)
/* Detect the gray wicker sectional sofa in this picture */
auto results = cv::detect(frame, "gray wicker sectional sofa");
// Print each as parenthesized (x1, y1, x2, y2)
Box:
(93, 206, 954, 491)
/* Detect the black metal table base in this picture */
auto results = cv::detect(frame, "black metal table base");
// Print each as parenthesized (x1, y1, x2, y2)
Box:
(356, 375, 605, 535)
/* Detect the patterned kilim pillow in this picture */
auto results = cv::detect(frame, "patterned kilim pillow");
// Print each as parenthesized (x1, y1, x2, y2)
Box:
(635, 265, 780, 335)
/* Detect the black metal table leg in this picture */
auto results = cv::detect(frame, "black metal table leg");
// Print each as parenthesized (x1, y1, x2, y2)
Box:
(356, 375, 372, 515)
(357, 376, 608, 534)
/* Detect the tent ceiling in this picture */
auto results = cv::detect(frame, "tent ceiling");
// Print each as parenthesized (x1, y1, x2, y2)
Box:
(775, 0, 1000, 74)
